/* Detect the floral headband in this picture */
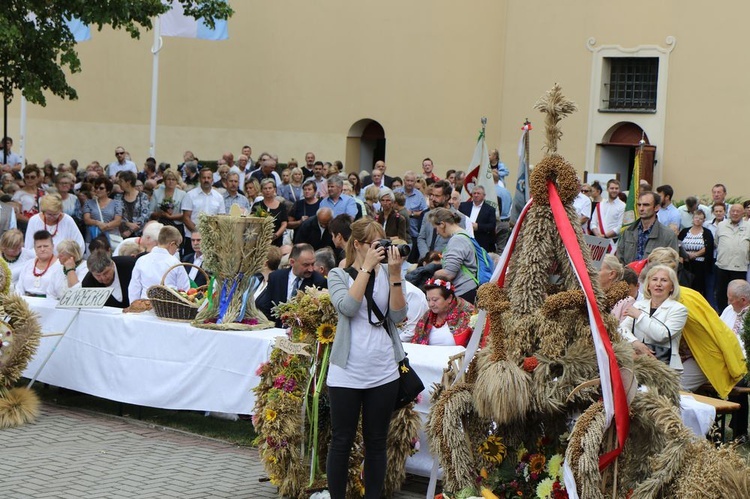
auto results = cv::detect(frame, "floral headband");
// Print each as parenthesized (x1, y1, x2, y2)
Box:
(424, 278, 455, 293)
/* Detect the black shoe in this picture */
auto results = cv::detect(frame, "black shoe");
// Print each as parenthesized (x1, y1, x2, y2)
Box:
(733, 434, 748, 445)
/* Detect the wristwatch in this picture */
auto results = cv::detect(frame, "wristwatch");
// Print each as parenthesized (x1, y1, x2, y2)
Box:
(359, 267, 372, 274)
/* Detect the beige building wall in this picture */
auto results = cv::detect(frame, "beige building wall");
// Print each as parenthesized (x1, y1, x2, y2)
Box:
(9, 0, 508, 175)
(498, 0, 750, 200)
(7, 1, 749, 200)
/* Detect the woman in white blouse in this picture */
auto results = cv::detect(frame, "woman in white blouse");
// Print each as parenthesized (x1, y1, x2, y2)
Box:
(24, 194, 85, 254)
(619, 264, 688, 371)
(47, 239, 88, 300)
(16, 230, 58, 297)
(1, 229, 33, 286)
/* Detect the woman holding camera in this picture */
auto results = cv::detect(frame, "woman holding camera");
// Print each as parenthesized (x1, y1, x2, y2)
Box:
(327, 217, 407, 499)
(430, 207, 479, 303)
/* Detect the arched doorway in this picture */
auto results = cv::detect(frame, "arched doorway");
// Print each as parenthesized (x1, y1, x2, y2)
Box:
(345, 119, 386, 174)
(597, 122, 656, 189)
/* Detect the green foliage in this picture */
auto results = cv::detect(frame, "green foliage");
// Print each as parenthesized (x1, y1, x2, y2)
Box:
(0, 0, 233, 106)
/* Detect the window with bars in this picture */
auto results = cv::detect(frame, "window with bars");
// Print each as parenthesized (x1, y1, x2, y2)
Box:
(603, 57, 659, 111)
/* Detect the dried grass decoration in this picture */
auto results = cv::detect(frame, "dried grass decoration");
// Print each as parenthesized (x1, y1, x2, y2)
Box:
(192, 211, 275, 330)
(427, 83, 750, 499)
(253, 288, 419, 498)
(0, 257, 42, 428)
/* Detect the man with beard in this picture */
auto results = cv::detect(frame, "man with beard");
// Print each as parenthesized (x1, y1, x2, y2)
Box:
(256, 243, 327, 327)
(617, 191, 679, 265)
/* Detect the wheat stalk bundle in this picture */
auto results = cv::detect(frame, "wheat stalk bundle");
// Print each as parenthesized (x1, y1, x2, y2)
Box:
(193, 213, 275, 330)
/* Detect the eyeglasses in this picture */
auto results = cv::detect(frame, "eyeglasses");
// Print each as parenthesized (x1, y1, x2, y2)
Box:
(96, 186, 107, 191)
(115, 152, 125, 156)
(581, 189, 590, 193)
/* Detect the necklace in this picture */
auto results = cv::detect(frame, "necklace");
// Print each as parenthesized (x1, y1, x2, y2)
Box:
(1, 253, 19, 264)
(33, 258, 54, 287)
(43, 214, 59, 237)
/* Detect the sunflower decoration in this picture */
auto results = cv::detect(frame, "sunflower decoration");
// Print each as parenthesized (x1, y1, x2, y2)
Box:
(478, 434, 507, 465)
(253, 204, 272, 218)
(528, 453, 547, 476)
(316, 323, 336, 344)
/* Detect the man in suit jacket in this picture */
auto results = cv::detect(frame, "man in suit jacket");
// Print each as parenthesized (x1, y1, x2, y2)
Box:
(458, 185, 497, 254)
(361, 161, 393, 188)
(181, 231, 208, 287)
(293, 207, 335, 252)
(256, 243, 328, 327)
(81, 250, 136, 308)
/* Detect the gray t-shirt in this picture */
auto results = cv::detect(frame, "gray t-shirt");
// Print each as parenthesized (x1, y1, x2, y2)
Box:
(442, 230, 478, 297)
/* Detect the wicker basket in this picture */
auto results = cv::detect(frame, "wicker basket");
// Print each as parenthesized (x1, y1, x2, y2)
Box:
(147, 263, 209, 322)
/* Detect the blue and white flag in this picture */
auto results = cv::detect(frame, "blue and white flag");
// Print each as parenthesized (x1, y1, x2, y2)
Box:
(160, 1, 229, 40)
(66, 17, 91, 42)
(28, 14, 90, 42)
(509, 122, 532, 224)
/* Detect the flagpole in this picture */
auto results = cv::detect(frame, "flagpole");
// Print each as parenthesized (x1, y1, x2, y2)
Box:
(523, 118, 531, 200)
(149, 17, 163, 158)
(637, 132, 645, 194)
(19, 96, 27, 164)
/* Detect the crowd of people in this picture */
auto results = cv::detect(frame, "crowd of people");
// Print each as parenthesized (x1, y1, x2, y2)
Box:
(2, 136, 749, 496)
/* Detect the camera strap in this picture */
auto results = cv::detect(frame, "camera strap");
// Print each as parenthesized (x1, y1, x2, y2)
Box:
(344, 266, 390, 329)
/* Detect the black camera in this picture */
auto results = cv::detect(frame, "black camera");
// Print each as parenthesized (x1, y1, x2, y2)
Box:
(375, 239, 410, 261)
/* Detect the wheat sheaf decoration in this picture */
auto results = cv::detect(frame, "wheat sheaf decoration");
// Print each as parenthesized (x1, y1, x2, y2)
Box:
(533, 82, 578, 156)
(0, 257, 42, 428)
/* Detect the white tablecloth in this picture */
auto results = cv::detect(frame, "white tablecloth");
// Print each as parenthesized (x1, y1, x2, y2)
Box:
(403, 343, 466, 476)
(21, 297, 715, 477)
(22, 297, 284, 415)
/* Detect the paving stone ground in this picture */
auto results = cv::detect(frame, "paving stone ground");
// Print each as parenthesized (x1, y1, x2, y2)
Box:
(1, 403, 428, 499)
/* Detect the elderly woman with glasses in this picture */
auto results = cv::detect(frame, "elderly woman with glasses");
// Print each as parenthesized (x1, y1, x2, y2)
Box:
(411, 278, 475, 346)
(23, 193, 85, 254)
(83, 177, 123, 245)
(47, 239, 89, 299)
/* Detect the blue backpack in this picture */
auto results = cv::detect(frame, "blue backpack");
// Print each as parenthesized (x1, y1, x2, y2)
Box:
(455, 232, 495, 285)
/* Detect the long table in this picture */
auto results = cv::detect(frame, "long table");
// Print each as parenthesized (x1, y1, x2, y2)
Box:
(21, 297, 462, 476)
(23, 297, 286, 415)
(21, 297, 714, 477)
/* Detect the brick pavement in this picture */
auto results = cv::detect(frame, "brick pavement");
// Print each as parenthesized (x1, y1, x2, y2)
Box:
(1, 403, 428, 499)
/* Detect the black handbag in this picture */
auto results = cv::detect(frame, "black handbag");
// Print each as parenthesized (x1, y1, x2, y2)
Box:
(633, 310, 672, 364)
(344, 267, 425, 409)
(393, 354, 425, 409)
